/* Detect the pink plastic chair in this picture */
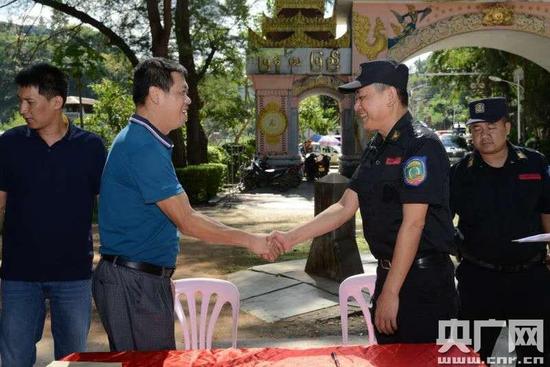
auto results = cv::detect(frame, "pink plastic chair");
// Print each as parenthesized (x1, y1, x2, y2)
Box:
(339, 274, 377, 345)
(173, 278, 240, 350)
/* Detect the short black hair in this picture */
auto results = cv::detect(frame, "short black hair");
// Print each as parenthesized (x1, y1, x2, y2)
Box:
(397, 88, 408, 106)
(372, 83, 409, 107)
(15, 63, 68, 105)
(132, 57, 188, 106)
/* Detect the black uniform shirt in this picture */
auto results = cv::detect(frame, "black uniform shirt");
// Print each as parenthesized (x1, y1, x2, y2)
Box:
(450, 144, 550, 264)
(349, 112, 454, 260)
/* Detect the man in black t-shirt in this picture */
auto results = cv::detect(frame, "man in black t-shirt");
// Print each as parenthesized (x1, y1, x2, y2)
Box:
(451, 97, 550, 363)
(0, 64, 106, 366)
(269, 60, 458, 344)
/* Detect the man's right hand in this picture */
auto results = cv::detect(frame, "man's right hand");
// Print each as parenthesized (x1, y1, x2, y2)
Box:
(268, 231, 294, 252)
(248, 234, 284, 262)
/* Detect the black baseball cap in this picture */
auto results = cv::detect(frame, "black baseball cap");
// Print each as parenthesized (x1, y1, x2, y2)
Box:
(338, 60, 409, 94)
(466, 97, 509, 125)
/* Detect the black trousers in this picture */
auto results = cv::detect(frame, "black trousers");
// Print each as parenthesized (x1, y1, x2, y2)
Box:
(457, 261, 550, 364)
(371, 256, 459, 344)
(92, 259, 176, 352)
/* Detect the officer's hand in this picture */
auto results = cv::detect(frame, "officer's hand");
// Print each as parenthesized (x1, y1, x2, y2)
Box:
(248, 234, 283, 262)
(375, 289, 399, 335)
(268, 230, 293, 252)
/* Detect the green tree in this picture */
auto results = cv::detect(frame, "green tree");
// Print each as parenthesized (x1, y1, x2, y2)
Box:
(52, 39, 105, 128)
(199, 74, 253, 144)
(15, 0, 253, 167)
(85, 79, 134, 147)
(0, 17, 133, 123)
(299, 96, 338, 137)
(425, 48, 550, 142)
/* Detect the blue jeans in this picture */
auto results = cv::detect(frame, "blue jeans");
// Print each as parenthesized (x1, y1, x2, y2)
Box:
(0, 279, 92, 367)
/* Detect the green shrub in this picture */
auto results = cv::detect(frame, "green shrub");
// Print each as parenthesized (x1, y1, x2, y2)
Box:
(175, 163, 227, 204)
(241, 137, 257, 159)
(207, 145, 230, 164)
(1, 111, 25, 131)
(85, 79, 134, 147)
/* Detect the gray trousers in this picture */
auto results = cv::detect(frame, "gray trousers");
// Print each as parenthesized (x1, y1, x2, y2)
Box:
(92, 259, 175, 351)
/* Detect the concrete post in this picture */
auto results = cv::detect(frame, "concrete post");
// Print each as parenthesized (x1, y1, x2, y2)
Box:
(305, 173, 363, 281)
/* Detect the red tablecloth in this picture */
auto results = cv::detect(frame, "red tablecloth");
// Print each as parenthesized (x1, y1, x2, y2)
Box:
(63, 344, 485, 366)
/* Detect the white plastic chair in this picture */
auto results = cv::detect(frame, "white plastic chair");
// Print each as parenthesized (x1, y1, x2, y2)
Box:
(339, 274, 377, 345)
(173, 278, 240, 350)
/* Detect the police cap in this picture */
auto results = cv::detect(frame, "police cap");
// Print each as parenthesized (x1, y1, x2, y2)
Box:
(466, 97, 509, 125)
(338, 60, 409, 94)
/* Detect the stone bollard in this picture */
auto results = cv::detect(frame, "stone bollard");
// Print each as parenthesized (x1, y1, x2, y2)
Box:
(305, 173, 364, 282)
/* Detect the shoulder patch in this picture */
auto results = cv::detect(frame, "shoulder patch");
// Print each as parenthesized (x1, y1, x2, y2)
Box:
(404, 156, 427, 186)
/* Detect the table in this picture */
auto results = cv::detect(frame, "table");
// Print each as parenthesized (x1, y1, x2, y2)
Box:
(61, 344, 485, 366)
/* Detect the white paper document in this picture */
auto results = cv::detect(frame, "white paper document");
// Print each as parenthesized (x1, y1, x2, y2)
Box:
(512, 233, 550, 243)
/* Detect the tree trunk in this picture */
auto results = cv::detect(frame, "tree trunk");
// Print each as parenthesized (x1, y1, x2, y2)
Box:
(184, 76, 208, 165)
(146, 0, 187, 167)
(77, 77, 84, 128)
(175, 0, 208, 165)
(169, 129, 187, 167)
(146, 0, 171, 58)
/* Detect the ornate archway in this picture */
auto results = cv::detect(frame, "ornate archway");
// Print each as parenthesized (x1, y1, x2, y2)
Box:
(247, 0, 550, 175)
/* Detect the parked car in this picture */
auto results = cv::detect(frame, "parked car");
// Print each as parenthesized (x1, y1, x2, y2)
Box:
(439, 134, 468, 165)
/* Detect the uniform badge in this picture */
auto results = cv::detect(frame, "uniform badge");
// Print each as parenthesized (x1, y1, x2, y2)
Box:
(403, 156, 427, 186)
(518, 173, 541, 180)
(475, 103, 485, 114)
(391, 130, 400, 141)
(386, 157, 402, 165)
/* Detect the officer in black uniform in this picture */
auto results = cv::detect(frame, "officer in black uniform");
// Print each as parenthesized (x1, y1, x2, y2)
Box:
(269, 60, 458, 344)
(450, 97, 550, 363)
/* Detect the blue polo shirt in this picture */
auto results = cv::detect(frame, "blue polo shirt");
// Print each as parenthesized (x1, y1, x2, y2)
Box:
(0, 124, 106, 281)
(98, 114, 184, 267)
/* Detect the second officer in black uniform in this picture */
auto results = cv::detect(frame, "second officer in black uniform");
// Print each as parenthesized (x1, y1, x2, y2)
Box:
(451, 97, 550, 363)
(269, 60, 458, 343)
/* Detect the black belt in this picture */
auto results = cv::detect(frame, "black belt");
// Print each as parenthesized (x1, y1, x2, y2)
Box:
(461, 252, 545, 273)
(378, 253, 449, 270)
(101, 254, 175, 278)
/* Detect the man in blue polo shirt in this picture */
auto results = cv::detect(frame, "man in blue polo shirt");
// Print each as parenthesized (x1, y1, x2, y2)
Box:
(94, 57, 282, 352)
(0, 63, 107, 366)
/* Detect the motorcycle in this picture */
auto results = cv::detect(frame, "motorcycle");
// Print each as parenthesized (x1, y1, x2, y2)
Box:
(304, 153, 330, 182)
(238, 157, 303, 192)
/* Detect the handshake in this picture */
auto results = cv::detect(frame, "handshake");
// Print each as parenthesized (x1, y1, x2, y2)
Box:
(247, 231, 295, 262)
